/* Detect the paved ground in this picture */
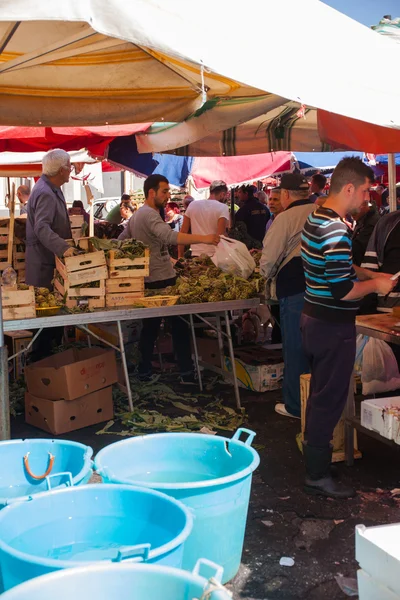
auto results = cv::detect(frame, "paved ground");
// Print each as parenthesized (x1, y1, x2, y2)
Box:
(12, 385, 400, 600)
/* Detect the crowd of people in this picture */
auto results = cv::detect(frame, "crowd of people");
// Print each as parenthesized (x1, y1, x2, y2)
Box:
(13, 149, 400, 499)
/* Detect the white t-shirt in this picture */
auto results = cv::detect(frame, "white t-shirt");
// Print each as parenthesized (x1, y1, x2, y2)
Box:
(185, 199, 229, 256)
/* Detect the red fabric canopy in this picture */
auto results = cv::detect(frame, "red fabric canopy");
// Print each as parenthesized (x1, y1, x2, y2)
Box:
(318, 111, 400, 153)
(0, 124, 151, 155)
(190, 152, 292, 188)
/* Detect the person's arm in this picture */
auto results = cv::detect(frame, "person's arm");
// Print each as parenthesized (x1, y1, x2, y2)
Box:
(235, 205, 246, 223)
(259, 214, 288, 280)
(178, 215, 191, 258)
(117, 217, 132, 240)
(177, 232, 219, 246)
(147, 211, 219, 248)
(217, 217, 228, 236)
(33, 193, 70, 257)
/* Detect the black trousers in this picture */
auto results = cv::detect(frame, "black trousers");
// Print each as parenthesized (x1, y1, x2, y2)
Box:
(300, 313, 356, 448)
(138, 277, 193, 375)
(30, 327, 64, 363)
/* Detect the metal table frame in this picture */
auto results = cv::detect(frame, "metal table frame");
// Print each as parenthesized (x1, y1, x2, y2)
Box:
(344, 316, 400, 465)
(1, 298, 260, 440)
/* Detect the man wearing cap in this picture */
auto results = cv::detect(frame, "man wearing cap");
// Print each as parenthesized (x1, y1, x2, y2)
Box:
(178, 180, 229, 258)
(260, 173, 314, 418)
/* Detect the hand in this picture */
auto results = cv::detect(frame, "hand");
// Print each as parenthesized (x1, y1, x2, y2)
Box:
(203, 234, 220, 246)
(375, 277, 396, 296)
(63, 246, 77, 258)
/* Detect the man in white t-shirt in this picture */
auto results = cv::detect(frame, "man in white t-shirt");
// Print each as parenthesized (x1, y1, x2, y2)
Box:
(178, 180, 229, 258)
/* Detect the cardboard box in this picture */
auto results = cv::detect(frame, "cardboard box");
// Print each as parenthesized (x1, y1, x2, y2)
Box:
(24, 347, 118, 401)
(25, 387, 114, 435)
(5, 330, 32, 379)
(75, 321, 142, 346)
(223, 346, 284, 392)
(195, 336, 222, 368)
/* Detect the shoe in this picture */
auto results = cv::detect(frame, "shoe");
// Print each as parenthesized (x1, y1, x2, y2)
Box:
(179, 372, 198, 385)
(303, 442, 355, 499)
(275, 403, 301, 419)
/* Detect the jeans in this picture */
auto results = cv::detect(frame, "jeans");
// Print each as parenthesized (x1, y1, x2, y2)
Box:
(300, 313, 356, 448)
(279, 293, 309, 416)
(138, 277, 193, 376)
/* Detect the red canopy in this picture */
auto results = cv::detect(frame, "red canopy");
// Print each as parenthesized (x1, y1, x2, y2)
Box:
(0, 124, 151, 155)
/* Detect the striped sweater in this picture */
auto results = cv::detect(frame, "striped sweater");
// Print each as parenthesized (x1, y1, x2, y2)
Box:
(301, 206, 359, 322)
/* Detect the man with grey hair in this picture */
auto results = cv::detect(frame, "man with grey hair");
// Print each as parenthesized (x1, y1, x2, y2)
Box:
(17, 184, 30, 215)
(178, 180, 229, 258)
(26, 148, 75, 289)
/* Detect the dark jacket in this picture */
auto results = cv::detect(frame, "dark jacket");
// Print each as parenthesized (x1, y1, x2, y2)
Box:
(352, 208, 380, 266)
(26, 175, 71, 288)
(235, 198, 270, 243)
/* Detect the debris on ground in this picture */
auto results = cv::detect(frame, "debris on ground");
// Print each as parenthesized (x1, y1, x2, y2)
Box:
(279, 557, 295, 567)
(335, 575, 358, 597)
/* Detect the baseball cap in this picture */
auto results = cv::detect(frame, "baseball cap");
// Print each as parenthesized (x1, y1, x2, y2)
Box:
(279, 173, 309, 191)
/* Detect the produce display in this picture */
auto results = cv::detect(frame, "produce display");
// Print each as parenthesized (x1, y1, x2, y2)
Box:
(90, 237, 147, 260)
(164, 256, 264, 304)
(228, 221, 262, 250)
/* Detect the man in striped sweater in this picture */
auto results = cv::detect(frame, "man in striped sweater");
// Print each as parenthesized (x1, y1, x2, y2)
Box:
(301, 157, 395, 499)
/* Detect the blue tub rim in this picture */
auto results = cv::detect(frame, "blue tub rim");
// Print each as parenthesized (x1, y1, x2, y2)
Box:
(0, 483, 193, 570)
(94, 428, 260, 491)
(0, 558, 228, 598)
(0, 439, 93, 507)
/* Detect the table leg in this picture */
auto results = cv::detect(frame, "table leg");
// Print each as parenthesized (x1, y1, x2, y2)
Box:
(117, 320, 134, 412)
(216, 314, 225, 371)
(344, 370, 355, 466)
(224, 310, 241, 410)
(0, 344, 10, 440)
(189, 314, 203, 391)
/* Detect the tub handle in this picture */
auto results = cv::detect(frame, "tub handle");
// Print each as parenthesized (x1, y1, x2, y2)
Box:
(232, 428, 256, 446)
(23, 452, 55, 480)
(45, 472, 73, 490)
(193, 558, 224, 583)
(112, 543, 151, 563)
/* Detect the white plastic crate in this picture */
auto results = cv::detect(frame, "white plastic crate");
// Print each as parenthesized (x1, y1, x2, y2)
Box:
(360, 397, 400, 441)
(356, 524, 400, 597)
(358, 569, 400, 600)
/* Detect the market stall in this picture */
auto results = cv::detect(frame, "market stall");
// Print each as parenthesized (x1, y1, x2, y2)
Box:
(345, 314, 400, 465)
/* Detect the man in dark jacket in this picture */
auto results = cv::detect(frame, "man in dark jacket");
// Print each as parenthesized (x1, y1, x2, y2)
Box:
(351, 200, 380, 266)
(26, 149, 74, 289)
(235, 185, 270, 243)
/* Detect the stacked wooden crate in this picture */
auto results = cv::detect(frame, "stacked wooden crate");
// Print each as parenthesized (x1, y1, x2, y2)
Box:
(54, 250, 108, 309)
(105, 249, 149, 308)
(0, 218, 10, 274)
(69, 214, 86, 240)
(1, 285, 36, 320)
(13, 238, 26, 282)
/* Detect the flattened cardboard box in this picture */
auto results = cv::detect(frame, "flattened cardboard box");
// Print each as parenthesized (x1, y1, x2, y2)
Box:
(25, 387, 114, 435)
(224, 347, 284, 392)
(24, 347, 118, 401)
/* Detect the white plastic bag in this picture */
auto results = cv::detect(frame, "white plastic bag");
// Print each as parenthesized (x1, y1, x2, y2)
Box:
(362, 337, 400, 395)
(354, 334, 369, 376)
(211, 236, 255, 279)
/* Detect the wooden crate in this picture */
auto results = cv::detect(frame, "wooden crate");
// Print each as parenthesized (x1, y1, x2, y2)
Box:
(0, 219, 9, 244)
(0, 245, 10, 271)
(105, 277, 144, 308)
(63, 296, 105, 310)
(54, 275, 105, 299)
(300, 373, 361, 463)
(107, 248, 150, 279)
(17, 270, 26, 283)
(128, 295, 179, 308)
(66, 238, 91, 252)
(13, 243, 26, 272)
(55, 251, 107, 287)
(69, 215, 84, 228)
(1, 285, 36, 320)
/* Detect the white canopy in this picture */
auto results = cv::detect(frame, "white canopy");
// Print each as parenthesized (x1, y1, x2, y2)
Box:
(0, 0, 399, 131)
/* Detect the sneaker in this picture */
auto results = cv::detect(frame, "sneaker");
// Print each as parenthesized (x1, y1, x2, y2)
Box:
(179, 372, 198, 386)
(275, 403, 301, 419)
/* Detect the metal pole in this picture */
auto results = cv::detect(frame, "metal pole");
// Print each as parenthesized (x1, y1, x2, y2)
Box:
(230, 187, 235, 227)
(388, 153, 397, 213)
(344, 370, 355, 467)
(0, 287, 10, 440)
(189, 314, 203, 391)
(116, 320, 134, 412)
(224, 310, 241, 410)
(215, 314, 225, 372)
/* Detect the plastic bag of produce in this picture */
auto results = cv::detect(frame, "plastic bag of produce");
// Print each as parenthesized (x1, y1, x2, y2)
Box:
(212, 236, 255, 279)
(362, 337, 400, 395)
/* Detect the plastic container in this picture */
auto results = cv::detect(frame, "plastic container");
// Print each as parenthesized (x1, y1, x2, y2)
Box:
(0, 439, 93, 509)
(356, 523, 400, 597)
(0, 559, 230, 600)
(95, 428, 260, 582)
(360, 397, 400, 442)
(358, 569, 400, 600)
(0, 484, 193, 591)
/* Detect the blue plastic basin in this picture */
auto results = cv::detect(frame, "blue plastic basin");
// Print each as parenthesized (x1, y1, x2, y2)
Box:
(0, 439, 93, 509)
(0, 559, 230, 599)
(95, 428, 260, 582)
(0, 483, 193, 591)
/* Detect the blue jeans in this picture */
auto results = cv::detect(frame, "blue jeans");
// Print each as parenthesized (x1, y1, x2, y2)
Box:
(279, 293, 310, 416)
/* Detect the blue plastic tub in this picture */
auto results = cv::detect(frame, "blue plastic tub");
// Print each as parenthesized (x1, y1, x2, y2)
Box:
(0, 559, 230, 600)
(0, 483, 193, 591)
(0, 439, 93, 509)
(95, 428, 260, 582)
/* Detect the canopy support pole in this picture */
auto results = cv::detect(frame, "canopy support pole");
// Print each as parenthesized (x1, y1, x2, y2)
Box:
(388, 153, 396, 213)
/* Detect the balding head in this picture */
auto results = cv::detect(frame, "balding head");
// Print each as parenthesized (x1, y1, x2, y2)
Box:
(17, 185, 30, 204)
